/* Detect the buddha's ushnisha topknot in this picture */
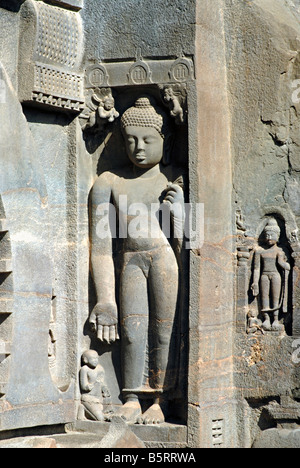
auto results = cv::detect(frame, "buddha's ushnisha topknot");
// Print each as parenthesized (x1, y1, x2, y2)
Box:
(121, 96, 168, 138)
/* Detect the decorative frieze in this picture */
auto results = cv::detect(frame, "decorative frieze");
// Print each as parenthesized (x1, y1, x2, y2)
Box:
(83, 55, 195, 89)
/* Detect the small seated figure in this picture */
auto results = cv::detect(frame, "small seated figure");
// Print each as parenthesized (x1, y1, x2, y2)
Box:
(246, 310, 264, 335)
(98, 94, 120, 123)
(79, 350, 111, 421)
(251, 219, 290, 331)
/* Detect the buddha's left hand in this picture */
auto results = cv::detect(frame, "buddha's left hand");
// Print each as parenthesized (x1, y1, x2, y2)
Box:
(164, 183, 185, 238)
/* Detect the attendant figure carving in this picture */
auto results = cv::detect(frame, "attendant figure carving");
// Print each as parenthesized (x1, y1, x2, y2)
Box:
(161, 85, 187, 124)
(251, 219, 290, 331)
(81, 88, 119, 131)
(79, 350, 112, 421)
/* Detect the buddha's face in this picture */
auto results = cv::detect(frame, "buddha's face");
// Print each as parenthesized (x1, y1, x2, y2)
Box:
(123, 126, 164, 168)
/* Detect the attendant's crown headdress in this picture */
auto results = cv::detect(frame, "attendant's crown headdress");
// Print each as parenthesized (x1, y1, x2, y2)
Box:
(264, 219, 280, 235)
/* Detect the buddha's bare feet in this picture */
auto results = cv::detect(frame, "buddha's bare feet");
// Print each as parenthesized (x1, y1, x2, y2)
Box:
(137, 403, 165, 425)
(272, 320, 283, 331)
(262, 317, 272, 331)
(115, 401, 142, 423)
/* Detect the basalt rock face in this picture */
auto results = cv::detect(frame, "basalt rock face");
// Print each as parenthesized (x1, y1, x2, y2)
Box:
(224, 0, 300, 448)
(0, 0, 298, 448)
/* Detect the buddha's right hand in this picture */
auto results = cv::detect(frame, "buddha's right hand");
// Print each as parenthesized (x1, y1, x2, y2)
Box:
(90, 303, 119, 343)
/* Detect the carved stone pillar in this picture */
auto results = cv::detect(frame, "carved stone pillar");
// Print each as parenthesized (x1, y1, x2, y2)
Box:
(188, 0, 236, 448)
(236, 246, 251, 333)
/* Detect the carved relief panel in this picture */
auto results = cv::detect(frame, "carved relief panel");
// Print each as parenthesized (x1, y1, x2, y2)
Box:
(18, 0, 84, 111)
(80, 53, 192, 426)
(236, 212, 299, 337)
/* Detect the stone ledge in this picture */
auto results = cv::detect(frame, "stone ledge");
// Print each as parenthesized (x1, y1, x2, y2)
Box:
(66, 420, 188, 445)
(253, 428, 300, 448)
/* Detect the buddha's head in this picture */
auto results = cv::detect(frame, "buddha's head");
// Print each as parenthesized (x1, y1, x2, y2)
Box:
(121, 96, 172, 168)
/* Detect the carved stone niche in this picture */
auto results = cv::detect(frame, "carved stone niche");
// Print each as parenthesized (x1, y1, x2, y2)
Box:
(235, 208, 300, 337)
(246, 216, 296, 336)
(18, 0, 85, 112)
(82, 89, 189, 428)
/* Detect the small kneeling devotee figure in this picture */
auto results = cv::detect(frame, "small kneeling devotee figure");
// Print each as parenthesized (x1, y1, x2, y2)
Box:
(79, 350, 112, 421)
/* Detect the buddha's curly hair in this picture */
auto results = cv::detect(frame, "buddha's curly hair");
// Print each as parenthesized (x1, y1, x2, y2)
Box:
(121, 95, 171, 138)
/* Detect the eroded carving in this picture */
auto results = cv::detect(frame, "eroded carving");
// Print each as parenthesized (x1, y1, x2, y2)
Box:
(236, 209, 247, 234)
(90, 95, 185, 425)
(251, 219, 291, 332)
(246, 310, 264, 335)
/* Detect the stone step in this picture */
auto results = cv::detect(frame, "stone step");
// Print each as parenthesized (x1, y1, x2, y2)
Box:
(66, 420, 188, 448)
(0, 420, 188, 448)
(0, 433, 115, 449)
